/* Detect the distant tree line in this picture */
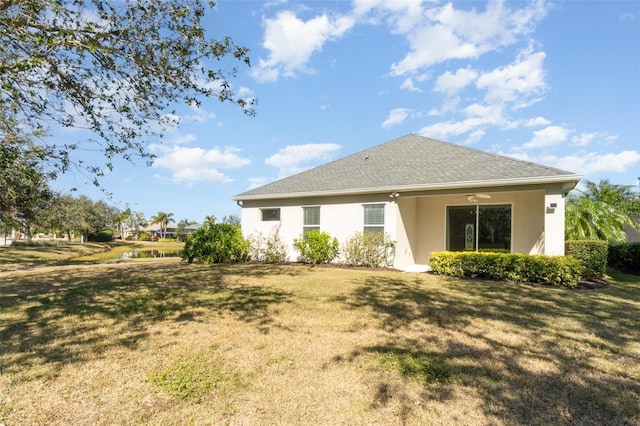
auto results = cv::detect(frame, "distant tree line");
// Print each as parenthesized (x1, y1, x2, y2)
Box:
(0, 190, 240, 244)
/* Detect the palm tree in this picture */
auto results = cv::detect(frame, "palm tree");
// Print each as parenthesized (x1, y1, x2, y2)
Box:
(582, 179, 640, 218)
(565, 179, 638, 242)
(202, 214, 217, 229)
(115, 208, 131, 239)
(151, 211, 175, 239)
(125, 211, 147, 238)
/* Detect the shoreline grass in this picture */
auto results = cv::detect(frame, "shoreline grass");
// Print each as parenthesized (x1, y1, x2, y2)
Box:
(0, 240, 184, 269)
(1, 261, 638, 425)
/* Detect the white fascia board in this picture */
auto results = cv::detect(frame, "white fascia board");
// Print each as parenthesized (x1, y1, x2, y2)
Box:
(232, 174, 582, 202)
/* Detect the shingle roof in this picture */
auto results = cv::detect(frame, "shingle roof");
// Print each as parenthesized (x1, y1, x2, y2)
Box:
(234, 134, 580, 200)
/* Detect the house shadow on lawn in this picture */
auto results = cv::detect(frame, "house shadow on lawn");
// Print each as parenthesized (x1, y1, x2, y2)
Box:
(339, 272, 640, 425)
(0, 262, 297, 378)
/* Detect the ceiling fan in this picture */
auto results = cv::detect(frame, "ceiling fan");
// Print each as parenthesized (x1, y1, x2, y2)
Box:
(465, 193, 492, 202)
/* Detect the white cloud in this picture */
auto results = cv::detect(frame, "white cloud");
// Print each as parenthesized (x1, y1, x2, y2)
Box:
(247, 176, 272, 190)
(620, 12, 636, 21)
(389, 0, 548, 76)
(525, 116, 550, 127)
(152, 145, 250, 183)
(572, 132, 618, 147)
(409, 40, 548, 143)
(252, 10, 355, 82)
(237, 86, 255, 98)
(507, 150, 640, 176)
(419, 103, 507, 140)
(418, 117, 485, 140)
(400, 77, 422, 92)
(585, 151, 640, 173)
(476, 48, 547, 104)
(353, 0, 425, 33)
(265, 143, 340, 177)
(434, 67, 478, 96)
(168, 133, 197, 145)
(382, 108, 411, 128)
(522, 125, 569, 149)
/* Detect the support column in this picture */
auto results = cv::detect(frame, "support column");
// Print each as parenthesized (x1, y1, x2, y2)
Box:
(544, 191, 565, 255)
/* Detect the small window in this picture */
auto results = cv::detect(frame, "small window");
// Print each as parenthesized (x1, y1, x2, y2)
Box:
(261, 208, 280, 221)
(303, 206, 320, 234)
(364, 204, 384, 233)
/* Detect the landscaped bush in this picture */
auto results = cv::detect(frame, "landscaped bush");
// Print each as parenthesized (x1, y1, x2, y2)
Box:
(342, 231, 396, 267)
(182, 224, 249, 264)
(565, 240, 608, 279)
(88, 229, 114, 242)
(247, 232, 288, 264)
(293, 230, 339, 265)
(429, 251, 584, 288)
(608, 242, 640, 274)
(138, 231, 153, 241)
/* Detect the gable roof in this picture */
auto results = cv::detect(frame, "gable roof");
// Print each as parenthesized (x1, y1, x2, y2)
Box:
(234, 134, 581, 201)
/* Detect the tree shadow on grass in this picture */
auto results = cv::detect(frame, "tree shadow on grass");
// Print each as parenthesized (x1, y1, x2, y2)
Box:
(0, 262, 299, 378)
(340, 272, 640, 424)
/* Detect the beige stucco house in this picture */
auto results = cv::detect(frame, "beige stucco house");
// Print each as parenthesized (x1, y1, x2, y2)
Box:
(233, 134, 581, 269)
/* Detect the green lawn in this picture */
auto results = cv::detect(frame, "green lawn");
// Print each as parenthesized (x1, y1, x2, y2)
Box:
(0, 258, 638, 425)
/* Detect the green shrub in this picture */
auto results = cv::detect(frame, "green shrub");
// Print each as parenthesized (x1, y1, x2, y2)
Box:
(608, 242, 640, 274)
(342, 231, 396, 267)
(138, 231, 152, 241)
(247, 232, 288, 264)
(429, 251, 583, 288)
(293, 229, 339, 265)
(565, 240, 608, 279)
(182, 224, 249, 264)
(88, 229, 113, 242)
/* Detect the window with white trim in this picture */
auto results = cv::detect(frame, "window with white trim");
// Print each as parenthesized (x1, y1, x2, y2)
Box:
(363, 204, 384, 233)
(303, 206, 320, 234)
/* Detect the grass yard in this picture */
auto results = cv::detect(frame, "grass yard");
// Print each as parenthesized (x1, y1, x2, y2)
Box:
(0, 258, 638, 425)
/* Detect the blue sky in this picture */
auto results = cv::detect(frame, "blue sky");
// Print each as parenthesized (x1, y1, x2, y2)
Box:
(52, 0, 640, 224)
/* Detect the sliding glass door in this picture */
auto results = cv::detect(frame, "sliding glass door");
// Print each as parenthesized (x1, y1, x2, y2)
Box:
(446, 204, 511, 252)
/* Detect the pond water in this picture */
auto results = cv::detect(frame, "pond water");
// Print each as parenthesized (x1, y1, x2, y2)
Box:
(118, 250, 182, 259)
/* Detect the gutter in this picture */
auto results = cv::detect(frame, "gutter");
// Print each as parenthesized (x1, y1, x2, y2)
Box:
(233, 174, 582, 202)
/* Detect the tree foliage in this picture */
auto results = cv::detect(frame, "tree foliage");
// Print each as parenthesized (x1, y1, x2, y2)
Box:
(176, 218, 197, 241)
(565, 179, 639, 242)
(182, 223, 249, 264)
(39, 194, 119, 241)
(1, 0, 254, 186)
(151, 211, 175, 239)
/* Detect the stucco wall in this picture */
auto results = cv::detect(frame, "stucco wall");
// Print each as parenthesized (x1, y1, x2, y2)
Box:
(240, 186, 566, 266)
(240, 194, 397, 262)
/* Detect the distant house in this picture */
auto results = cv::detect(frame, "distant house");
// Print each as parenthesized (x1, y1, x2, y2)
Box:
(123, 223, 201, 240)
(233, 134, 581, 269)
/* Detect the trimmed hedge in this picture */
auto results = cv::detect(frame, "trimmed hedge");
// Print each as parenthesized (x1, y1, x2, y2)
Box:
(429, 251, 584, 288)
(608, 242, 640, 274)
(565, 240, 608, 279)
